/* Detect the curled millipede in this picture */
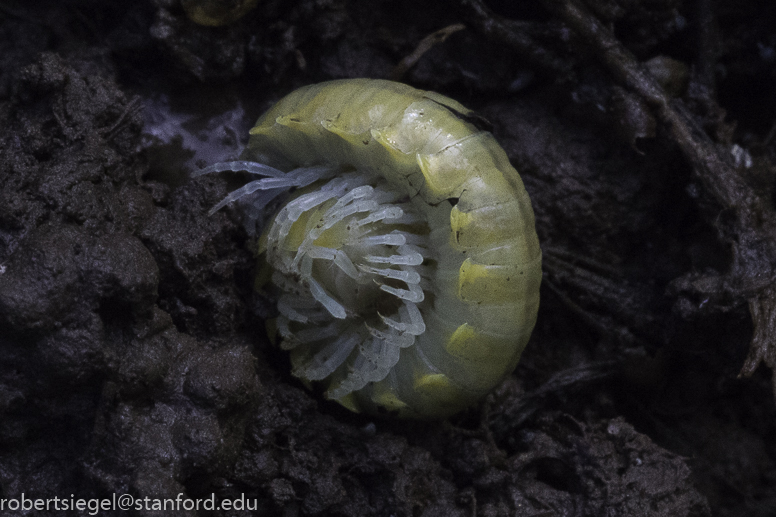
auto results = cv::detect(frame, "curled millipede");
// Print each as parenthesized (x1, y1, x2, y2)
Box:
(195, 79, 542, 418)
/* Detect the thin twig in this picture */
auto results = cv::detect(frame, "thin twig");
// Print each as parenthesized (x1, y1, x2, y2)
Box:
(457, 0, 573, 77)
(391, 24, 466, 81)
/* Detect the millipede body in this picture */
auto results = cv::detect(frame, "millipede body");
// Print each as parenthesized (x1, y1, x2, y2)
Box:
(196, 79, 542, 418)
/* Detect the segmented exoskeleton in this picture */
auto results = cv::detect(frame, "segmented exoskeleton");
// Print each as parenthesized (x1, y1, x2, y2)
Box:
(196, 79, 542, 418)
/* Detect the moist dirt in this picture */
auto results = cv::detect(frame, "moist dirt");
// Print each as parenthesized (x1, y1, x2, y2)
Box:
(1, 1, 775, 516)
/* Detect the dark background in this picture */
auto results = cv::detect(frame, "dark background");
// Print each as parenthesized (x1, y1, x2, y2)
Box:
(1, 0, 775, 515)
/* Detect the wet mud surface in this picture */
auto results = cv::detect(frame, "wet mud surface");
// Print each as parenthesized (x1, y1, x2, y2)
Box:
(1, 0, 775, 515)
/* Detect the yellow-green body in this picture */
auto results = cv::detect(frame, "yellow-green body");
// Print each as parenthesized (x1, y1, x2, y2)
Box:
(243, 79, 541, 418)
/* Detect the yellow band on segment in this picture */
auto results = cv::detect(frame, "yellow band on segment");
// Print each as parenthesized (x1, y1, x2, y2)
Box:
(458, 258, 522, 303)
(334, 393, 360, 413)
(449, 202, 526, 249)
(371, 390, 409, 412)
(248, 125, 272, 136)
(414, 372, 452, 392)
(413, 373, 466, 408)
(445, 322, 521, 365)
(446, 323, 478, 356)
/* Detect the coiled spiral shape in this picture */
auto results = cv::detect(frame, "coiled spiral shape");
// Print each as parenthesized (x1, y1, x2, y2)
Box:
(196, 79, 542, 418)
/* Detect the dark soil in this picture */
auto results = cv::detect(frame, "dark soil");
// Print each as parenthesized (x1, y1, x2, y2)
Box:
(1, 0, 775, 516)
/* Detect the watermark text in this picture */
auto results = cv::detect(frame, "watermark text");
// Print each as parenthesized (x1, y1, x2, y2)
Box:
(0, 493, 259, 514)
